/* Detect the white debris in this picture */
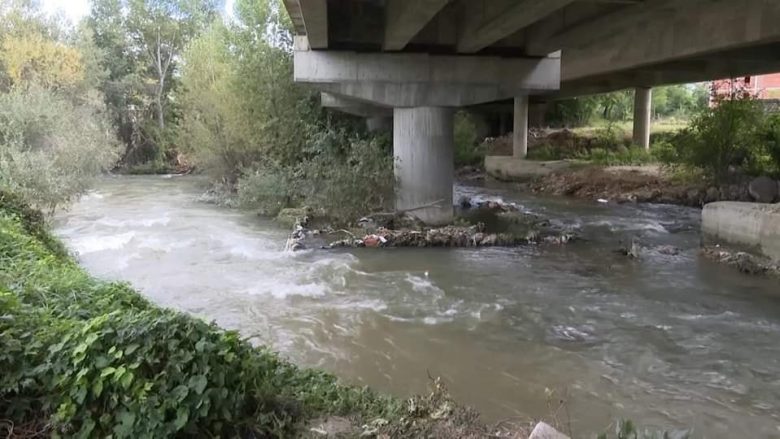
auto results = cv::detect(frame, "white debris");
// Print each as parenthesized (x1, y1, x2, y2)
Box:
(528, 422, 569, 439)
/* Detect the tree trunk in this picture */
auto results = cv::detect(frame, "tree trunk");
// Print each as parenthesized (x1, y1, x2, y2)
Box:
(156, 89, 165, 130)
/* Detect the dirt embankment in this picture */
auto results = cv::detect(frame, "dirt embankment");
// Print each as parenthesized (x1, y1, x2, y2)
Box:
(530, 166, 754, 207)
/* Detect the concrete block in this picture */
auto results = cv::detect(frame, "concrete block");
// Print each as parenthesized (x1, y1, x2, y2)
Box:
(702, 202, 780, 261)
(485, 156, 571, 181)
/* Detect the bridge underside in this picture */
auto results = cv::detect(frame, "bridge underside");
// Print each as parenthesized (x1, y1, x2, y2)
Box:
(285, 0, 780, 224)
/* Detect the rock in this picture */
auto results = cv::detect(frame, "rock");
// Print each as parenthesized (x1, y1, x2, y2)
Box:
(686, 189, 703, 205)
(617, 238, 641, 258)
(748, 176, 778, 203)
(657, 245, 681, 256)
(528, 421, 569, 439)
(289, 241, 306, 251)
(733, 252, 766, 275)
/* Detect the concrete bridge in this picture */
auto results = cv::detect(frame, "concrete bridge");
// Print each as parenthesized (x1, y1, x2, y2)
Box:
(283, 0, 780, 224)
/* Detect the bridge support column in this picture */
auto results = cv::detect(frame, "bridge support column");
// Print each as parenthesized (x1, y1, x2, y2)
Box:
(633, 87, 652, 150)
(513, 95, 529, 158)
(394, 106, 454, 225)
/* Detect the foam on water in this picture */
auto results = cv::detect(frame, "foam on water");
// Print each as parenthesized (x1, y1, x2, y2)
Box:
(80, 191, 105, 201)
(404, 273, 444, 295)
(70, 231, 136, 254)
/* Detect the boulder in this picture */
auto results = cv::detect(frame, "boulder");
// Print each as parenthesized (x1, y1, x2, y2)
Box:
(748, 176, 778, 203)
(528, 422, 569, 439)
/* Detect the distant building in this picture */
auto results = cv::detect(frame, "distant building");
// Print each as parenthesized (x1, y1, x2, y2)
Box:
(712, 73, 780, 100)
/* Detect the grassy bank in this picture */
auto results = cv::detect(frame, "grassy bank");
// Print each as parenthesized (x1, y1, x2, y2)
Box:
(0, 191, 405, 437)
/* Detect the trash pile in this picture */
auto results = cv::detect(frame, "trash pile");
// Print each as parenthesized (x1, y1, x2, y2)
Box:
(284, 196, 578, 251)
(701, 246, 780, 276)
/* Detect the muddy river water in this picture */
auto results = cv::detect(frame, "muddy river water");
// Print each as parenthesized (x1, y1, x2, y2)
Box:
(54, 175, 780, 437)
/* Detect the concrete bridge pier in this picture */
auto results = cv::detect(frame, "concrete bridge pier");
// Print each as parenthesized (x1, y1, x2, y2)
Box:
(633, 87, 652, 150)
(513, 96, 529, 158)
(394, 107, 454, 225)
(294, 40, 559, 224)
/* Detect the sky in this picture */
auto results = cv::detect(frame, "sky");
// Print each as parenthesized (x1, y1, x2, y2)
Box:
(40, 0, 235, 22)
(41, 0, 90, 22)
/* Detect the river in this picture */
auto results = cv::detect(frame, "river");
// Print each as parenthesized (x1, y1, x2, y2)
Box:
(54, 175, 780, 437)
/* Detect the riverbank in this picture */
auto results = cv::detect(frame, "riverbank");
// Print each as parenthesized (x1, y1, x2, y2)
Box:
(483, 159, 775, 208)
(528, 165, 735, 207)
(0, 191, 564, 438)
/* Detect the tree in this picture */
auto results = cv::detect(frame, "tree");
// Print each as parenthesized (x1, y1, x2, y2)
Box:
(652, 84, 709, 119)
(0, 0, 49, 38)
(0, 2, 120, 212)
(86, 0, 219, 167)
(0, 32, 84, 89)
(127, 0, 219, 130)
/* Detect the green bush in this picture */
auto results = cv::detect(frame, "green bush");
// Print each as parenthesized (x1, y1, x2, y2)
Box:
(179, 16, 394, 223)
(299, 135, 394, 224)
(237, 132, 395, 224)
(762, 113, 780, 176)
(577, 146, 654, 166)
(594, 123, 626, 150)
(0, 200, 401, 437)
(527, 143, 568, 161)
(668, 95, 765, 183)
(237, 163, 300, 216)
(0, 190, 67, 257)
(454, 111, 484, 166)
(546, 97, 598, 127)
(0, 86, 119, 213)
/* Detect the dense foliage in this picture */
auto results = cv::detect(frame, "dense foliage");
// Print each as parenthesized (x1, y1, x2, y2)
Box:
(0, 194, 402, 437)
(453, 111, 484, 166)
(0, 3, 119, 213)
(656, 93, 780, 182)
(177, 0, 394, 224)
(86, 0, 219, 169)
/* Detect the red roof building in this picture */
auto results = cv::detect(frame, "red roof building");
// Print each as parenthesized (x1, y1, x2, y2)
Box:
(712, 73, 780, 100)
